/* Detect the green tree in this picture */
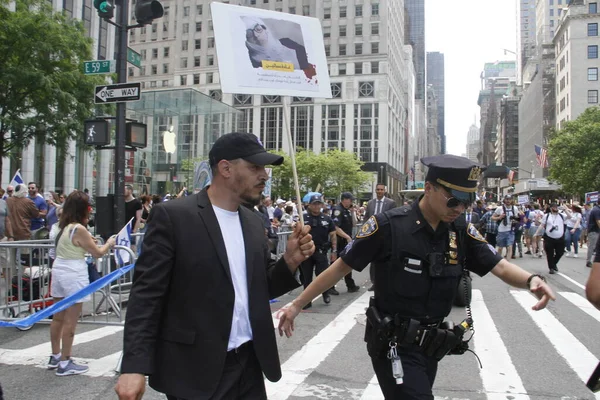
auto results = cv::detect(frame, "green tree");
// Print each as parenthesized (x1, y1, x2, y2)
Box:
(270, 149, 371, 200)
(0, 0, 107, 182)
(548, 106, 600, 195)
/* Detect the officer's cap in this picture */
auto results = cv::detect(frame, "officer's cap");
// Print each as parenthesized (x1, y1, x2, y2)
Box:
(308, 194, 324, 204)
(341, 192, 354, 200)
(421, 155, 484, 202)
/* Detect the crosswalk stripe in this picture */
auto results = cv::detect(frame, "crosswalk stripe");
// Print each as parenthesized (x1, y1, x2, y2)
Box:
(557, 272, 586, 291)
(471, 289, 530, 399)
(511, 290, 600, 399)
(560, 291, 600, 322)
(265, 291, 371, 400)
(359, 375, 382, 399)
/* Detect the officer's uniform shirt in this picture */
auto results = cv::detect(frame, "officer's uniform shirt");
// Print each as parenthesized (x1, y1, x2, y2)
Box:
(341, 201, 502, 319)
(303, 211, 336, 248)
(332, 204, 353, 236)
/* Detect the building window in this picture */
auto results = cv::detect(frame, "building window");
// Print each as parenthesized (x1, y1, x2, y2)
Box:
(289, 7, 295, 14)
(208, 37, 215, 48)
(355, 43, 363, 55)
(140, 66, 146, 76)
(340, 6, 346, 18)
(371, 42, 379, 54)
(260, 107, 283, 151)
(152, 23, 157, 33)
(194, 56, 201, 67)
(355, 5, 362, 17)
(151, 65, 157, 75)
(183, 6, 189, 16)
(325, 45, 330, 56)
(163, 63, 169, 74)
(340, 25, 346, 37)
(589, 68, 599, 81)
(209, 20, 213, 31)
(141, 49, 147, 60)
(323, 27, 331, 38)
(181, 40, 188, 51)
(355, 62, 362, 74)
(339, 44, 346, 56)
(164, 47, 170, 57)
(234, 94, 253, 105)
(550, 8, 554, 16)
(207, 72, 214, 83)
(589, 23, 598, 36)
(353, 104, 379, 162)
(372, 3, 379, 16)
(291, 106, 314, 150)
(193, 74, 199, 85)
(371, 61, 379, 73)
(209, 90, 222, 101)
(152, 48, 158, 58)
(196, 22, 202, 32)
(589, 45, 599, 58)
(355, 24, 363, 36)
(589, 90, 599, 103)
(195, 39, 201, 49)
(183, 23, 189, 34)
(339, 63, 346, 75)
(371, 23, 379, 35)
(197, 4, 202, 14)
(331, 83, 342, 98)
(358, 81, 375, 97)
(162, 80, 169, 87)
(590, 3, 598, 13)
(128, 67, 134, 77)
(208, 55, 215, 65)
(324, 8, 331, 19)
(150, 81, 157, 88)
(302, 5, 310, 16)
(321, 105, 346, 150)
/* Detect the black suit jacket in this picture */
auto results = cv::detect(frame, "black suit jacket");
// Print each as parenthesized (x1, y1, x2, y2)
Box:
(464, 212, 480, 225)
(364, 197, 397, 220)
(121, 189, 301, 399)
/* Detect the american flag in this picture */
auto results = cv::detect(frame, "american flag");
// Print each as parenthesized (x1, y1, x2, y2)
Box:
(534, 145, 549, 168)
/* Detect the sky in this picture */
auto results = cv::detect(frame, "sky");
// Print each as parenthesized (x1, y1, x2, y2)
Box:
(425, 0, 518, 156)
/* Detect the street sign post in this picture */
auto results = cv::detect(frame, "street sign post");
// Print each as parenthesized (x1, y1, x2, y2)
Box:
(94, 83, 141, 104)
(127, 47, 142, 69)
(84, 60, 116, 75)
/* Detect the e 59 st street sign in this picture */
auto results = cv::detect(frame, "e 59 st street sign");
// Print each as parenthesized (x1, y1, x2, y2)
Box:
(84, 60, 116, 75)
(94, 82, 141, 104)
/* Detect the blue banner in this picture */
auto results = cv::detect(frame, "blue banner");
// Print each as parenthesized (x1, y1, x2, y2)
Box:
(0, 263, 135, 329)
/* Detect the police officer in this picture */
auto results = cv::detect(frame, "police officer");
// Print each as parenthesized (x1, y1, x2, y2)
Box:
(331, 192, 360, 294)
(278, 155, 556, 400)
(300, 194, 337, 309)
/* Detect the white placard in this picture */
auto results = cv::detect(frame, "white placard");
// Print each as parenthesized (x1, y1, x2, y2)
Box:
(517, 195, 530, 205)
(211, 2, 332, 98)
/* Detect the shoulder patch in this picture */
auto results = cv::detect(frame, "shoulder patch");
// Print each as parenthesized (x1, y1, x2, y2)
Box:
(334, 210, 341, 216)
(467, 223, 487, 242)
(357, 216, 379, 238)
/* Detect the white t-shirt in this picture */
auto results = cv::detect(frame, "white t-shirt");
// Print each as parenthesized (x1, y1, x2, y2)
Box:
(494, 205, 518, 233)
(212, 205, 253, 351)
(530, 209, 543, 226)
(541, 212, 565, 239)
(566, 211, 582, 229)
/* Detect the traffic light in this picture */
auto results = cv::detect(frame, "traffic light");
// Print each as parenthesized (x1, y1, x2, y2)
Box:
(93, 0, 114, 19)
(134, 0, 164, 25)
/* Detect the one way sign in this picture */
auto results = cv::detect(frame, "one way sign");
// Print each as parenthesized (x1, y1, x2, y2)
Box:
(94, 83, 141, 104)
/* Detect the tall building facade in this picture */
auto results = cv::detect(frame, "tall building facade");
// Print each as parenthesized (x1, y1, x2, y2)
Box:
(426, 51, 445, 153)
(554, 0, 600, 129)
(536, 0, 568, 49)
(127, 0, 418, 196)
(425, 85, 440, 157)
(405, 0, 426, 100)
(1, 0, 116, 195)
(496, 96, 520, 170)
(518, 0, 537, 83)
(466, 124, 480, 163)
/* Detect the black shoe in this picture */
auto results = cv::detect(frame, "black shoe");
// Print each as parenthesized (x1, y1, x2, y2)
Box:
(519, 254, 523, 258)
(367, 285, 375, 291)
(549, 269, 556, 274)
(302, 302, 312, 310)
(347, 285, 360, 293)
(323, 293, 331, 304)
(525, 251, 532, 255)
(328, 288, 340, 296)
(587, 261, 593, 268)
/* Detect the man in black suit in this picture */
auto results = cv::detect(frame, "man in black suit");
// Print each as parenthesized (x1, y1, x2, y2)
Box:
(115, 132, 315, 400)
(364, 183, 396, 291)
(464, 204, 480, 226)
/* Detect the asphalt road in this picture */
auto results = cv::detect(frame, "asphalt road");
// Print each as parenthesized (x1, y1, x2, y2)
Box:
(0, 244, 598, 400)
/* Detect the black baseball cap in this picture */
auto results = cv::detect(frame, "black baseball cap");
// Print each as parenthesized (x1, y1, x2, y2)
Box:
(209, 132, 284, 167)
(309, 194, 324, 204)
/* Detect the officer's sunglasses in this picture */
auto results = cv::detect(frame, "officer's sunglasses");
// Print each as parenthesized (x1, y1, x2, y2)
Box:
(435, 186, 471, 209)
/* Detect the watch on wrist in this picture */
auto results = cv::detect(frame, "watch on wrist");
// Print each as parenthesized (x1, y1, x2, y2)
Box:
(526, 273, 546, 289)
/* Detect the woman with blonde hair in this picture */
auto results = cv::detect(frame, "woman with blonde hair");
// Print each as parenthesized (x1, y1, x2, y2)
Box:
(48, 191, 115, 376)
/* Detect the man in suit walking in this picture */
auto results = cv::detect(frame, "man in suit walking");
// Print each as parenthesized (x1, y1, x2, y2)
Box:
(115, 132, 315, 400)
(364, 183, 396, 291)
(464, 204, 480, 226)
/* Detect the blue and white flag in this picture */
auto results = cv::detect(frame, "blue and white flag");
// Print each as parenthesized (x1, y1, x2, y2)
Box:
(10, 169, 24, 187)
(114, 217, 134, 267)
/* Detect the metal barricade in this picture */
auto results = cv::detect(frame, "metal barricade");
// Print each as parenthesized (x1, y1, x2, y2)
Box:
(275, 230, 292, 258)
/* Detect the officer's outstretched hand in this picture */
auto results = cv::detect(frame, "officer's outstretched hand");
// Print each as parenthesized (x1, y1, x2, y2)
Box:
(277, 302, 302, 338)
(529, 277, 556, 310)
(283, 223, 314, 267)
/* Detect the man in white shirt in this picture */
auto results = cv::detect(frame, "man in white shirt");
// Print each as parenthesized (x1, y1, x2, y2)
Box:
(535, 203, 566, 274)
(492, 195, 521, 259)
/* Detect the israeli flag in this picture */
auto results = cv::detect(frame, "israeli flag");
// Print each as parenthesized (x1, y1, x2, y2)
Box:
(10, 169, 24, 187)
(114, 217, 134, 267)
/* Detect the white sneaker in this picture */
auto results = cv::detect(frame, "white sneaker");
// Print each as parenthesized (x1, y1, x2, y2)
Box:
(573, 253, 578, 258)
(565, 251, 571, 257)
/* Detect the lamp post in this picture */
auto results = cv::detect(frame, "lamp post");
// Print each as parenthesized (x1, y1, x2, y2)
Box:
(163, 126, 176, 186)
